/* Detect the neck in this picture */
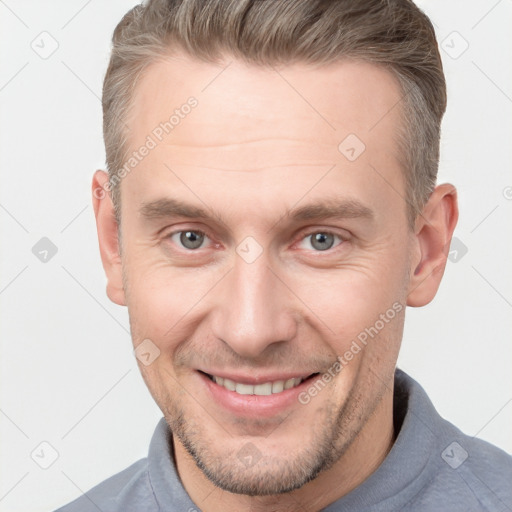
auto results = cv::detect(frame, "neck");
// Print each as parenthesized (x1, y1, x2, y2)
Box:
(173, 388, 395, 512)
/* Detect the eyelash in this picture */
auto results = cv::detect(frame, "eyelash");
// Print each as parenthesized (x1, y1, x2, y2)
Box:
(165, 228, 347, 254)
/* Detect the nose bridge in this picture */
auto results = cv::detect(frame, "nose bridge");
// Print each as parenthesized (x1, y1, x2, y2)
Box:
(212, 248, 296, 358)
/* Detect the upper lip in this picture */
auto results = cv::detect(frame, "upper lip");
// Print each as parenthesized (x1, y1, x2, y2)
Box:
(197, 369, 318, 385)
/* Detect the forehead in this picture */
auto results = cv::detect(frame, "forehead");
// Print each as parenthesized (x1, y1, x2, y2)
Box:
(128, 54, 403, 151)
(121, 54, 406, 223)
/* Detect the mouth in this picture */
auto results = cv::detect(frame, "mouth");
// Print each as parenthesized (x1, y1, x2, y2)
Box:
(198, 370, 321, 396)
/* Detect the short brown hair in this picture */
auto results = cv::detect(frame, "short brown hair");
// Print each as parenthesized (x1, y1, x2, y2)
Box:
(103, 0, 446, 227)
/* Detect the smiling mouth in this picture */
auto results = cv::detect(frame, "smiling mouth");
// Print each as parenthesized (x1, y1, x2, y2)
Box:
(199, 371, 320, 396)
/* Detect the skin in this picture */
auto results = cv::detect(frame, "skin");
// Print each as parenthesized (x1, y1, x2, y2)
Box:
(93, 54, 458, 512)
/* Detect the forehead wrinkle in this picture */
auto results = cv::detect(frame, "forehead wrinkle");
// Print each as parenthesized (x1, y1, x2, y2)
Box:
(154, 140, 343, 173)
(161, 163, 337, 173)
(160, 138, 337, 150)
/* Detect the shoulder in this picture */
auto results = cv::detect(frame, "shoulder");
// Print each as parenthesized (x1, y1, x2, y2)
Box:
(53, 458, 157, 512)
(444, 430, 512, 502)
(405, 433, 512, 511)
(398, 369, 512, 510)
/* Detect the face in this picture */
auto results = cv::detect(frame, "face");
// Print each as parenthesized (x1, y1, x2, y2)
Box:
(105, 55, 418, 496)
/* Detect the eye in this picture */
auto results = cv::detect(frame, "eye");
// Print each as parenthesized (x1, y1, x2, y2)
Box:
(298, 231, 344, 252)
(169, 230, 209, 250)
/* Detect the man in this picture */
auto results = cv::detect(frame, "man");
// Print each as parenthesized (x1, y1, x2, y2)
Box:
(56, 0, 512, 510)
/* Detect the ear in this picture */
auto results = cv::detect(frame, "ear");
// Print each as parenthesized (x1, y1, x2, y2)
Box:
(407, 183, 459, 307)
(92, 170, 126, 306)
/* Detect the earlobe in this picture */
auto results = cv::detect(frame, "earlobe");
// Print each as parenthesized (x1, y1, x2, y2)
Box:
(92, 170, 126, 306)
(406, 183, 459, 307)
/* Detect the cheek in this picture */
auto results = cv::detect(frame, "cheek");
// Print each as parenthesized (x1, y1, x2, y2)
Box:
(123, 254, 218, 347)
(289, 250, 408, 353)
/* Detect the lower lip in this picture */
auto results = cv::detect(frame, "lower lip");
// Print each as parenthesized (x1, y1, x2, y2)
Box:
(198, 371, 317, 418)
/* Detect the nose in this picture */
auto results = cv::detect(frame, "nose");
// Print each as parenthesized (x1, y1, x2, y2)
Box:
(211, 249, 298, 359)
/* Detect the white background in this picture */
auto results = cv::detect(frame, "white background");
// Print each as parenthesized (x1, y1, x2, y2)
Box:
(0, 1, 511, 511)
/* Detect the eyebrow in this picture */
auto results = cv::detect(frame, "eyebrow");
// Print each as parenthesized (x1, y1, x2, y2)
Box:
(140, 197, 374, 225)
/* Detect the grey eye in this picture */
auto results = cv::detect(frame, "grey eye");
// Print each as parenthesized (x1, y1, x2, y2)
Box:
(309, 232, 335, 251)
(171, 230, 206, 250)
(297, 232, 343, 252)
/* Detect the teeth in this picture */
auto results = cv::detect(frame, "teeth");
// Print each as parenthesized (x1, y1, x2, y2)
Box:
(254, 382, 272, 395)
(212, 375, 304, 395)
(284, 378, 296, 390)
(235, 383, 254, 395)
(272, 380, 284, 393)
(223, 378, 235, 391)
